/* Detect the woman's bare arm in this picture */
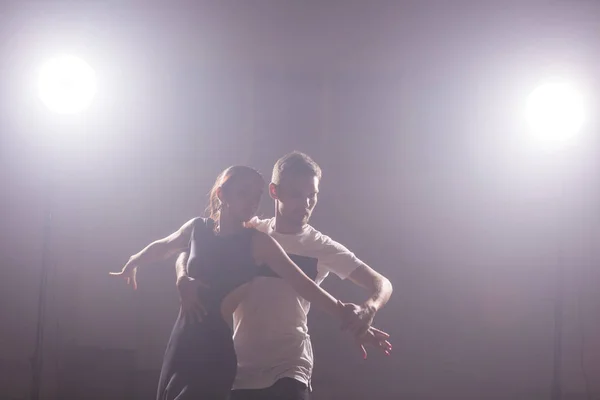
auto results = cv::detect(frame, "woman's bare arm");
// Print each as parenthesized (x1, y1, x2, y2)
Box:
(127, 218, 196, 267)
(253, 231, 343, 318)
(110, 218, 196, 289)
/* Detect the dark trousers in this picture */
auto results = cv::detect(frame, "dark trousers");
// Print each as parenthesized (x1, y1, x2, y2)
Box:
(231, 378, 309, 400)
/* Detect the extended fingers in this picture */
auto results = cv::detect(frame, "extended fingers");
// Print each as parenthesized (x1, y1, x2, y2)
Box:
(369, 327, 390, 338)
(182, 305, 202, 323)
(182, 299, 207, 323)
(192, 301, 206, 320)
(380, 340, 392, 355)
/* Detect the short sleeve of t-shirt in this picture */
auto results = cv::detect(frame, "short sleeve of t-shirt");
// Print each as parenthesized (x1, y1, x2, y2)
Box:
(314, 233, 365, 280)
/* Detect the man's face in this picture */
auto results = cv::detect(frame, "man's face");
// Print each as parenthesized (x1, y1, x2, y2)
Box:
(271, 174, 319, 226)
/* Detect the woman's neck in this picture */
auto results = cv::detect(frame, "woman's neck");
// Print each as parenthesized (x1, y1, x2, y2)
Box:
(216, 215, 245, 236)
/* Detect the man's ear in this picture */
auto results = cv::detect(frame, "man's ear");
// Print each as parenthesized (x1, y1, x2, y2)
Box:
(269, 183, 279, 200)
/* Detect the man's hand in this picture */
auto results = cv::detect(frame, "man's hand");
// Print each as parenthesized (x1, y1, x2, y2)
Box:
(355, 326, 392, 360)
(340, 302, 376, 336)
(109, 258, 138, 290)
(177, 276, 208, 323)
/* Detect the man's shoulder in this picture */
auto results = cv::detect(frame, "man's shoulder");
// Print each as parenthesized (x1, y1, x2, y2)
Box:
(304, 226, 357, 259)
(303, 225, 337, 246)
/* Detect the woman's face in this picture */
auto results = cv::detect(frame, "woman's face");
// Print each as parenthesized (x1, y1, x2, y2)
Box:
(221, 173, 264, 222)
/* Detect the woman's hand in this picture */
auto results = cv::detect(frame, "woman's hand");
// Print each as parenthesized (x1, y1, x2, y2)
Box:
(109, 258, 138, 290)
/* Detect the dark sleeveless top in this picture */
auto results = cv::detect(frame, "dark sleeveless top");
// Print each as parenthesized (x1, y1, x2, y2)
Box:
(157, 218, 260, 399)
(186, 218, 260, 314)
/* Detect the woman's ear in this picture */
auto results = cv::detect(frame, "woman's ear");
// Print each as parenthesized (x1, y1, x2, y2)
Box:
(269, 183, 279, 200)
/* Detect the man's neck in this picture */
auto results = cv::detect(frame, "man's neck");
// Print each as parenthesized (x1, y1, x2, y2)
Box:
(273, 216, 305, 235)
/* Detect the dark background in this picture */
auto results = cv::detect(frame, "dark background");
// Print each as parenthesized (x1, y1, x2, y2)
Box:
(1, 1, 600, 399)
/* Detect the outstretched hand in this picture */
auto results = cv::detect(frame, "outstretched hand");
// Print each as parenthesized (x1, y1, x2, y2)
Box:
(355, 326, 392, 360)
(109, 259, 138, 290)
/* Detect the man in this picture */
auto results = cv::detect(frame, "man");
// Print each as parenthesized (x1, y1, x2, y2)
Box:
(178, 152, 393, 400)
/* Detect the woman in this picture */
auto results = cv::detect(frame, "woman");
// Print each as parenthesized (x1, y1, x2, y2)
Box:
(111, 166, 387, 400)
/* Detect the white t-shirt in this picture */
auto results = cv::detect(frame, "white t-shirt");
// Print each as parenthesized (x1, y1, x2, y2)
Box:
(232, 217, 365, 390)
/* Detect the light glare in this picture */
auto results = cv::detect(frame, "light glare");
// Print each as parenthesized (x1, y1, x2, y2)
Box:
(525, 82, 585, 148)
(37, 55, 97, 114)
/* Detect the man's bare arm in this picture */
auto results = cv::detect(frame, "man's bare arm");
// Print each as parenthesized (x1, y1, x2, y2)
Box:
(348, 264, 393, 314)
(337, 264, 392, 335)
(174, 250, 207, 322)
(175, 251, 189, 283)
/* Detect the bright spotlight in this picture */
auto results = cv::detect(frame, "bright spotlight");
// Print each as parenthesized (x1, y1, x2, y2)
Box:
(37, 55, 97, 114)
(525, 82, 585, 148)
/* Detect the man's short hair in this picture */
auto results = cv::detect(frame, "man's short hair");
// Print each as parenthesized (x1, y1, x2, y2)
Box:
(272, 151, 322, 185)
